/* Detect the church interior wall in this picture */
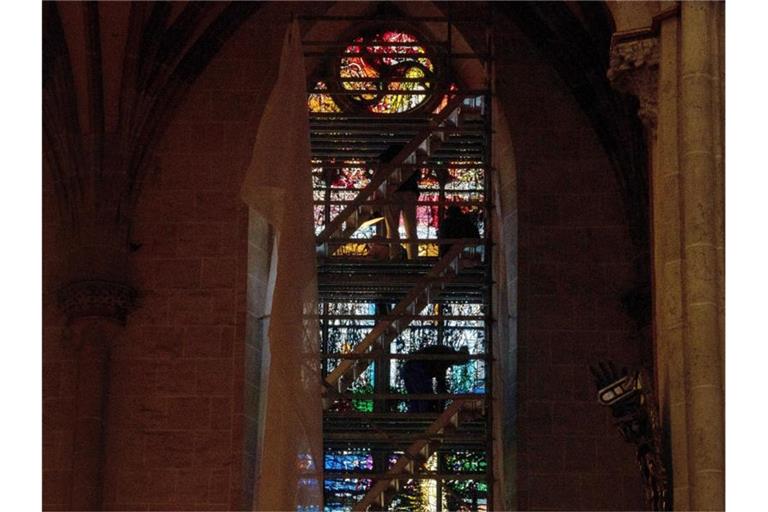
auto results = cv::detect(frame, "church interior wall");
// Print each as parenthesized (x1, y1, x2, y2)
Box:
(42, 2, 724, 510)
(44, 7, 285, 509)
(494, 13, 647, 511)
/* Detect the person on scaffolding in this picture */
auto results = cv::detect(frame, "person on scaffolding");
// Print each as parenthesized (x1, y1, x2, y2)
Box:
(437, 204, 480, 258)
(401, 345, 470, 413)
(377, 143, 420, 260)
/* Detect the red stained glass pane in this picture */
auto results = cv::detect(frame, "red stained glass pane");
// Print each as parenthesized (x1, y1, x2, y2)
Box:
(339, 31, 434, 114)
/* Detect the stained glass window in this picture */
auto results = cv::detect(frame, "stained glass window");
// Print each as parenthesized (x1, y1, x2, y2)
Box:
(312, 161, 376, 241)
(348, 364, 375, 413)
(324, 478, 372, 512)
(386, 453, 439, 512)
(338, 301, 483, 414)
(310, 24, 492, 511)
(443, 479, 488, 512)
(379, 452, 488, 511)
(445, 450, 487, 474)
(446, 163, 485, 192)
(325, 448, 374, 472)
(308, 81, 342, 113)
(339, 30, 434, 114)
(322, 302, 377, 373)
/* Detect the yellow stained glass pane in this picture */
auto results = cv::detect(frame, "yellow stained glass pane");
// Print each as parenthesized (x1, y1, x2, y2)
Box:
(307, 81, 341, 113)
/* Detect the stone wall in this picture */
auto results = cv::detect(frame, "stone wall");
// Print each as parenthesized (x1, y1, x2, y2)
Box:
(99, 14, 287, 510)
(43, 3, 663, 510)
(495, 16, 647, 511)
(43, 7, 285, 509)
(42, 195, 77, 510)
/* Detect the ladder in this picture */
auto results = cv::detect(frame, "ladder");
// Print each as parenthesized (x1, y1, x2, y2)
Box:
(351, 398, 485, 511)
(316, 94, 468, 250)
(322, 241, 479, 407)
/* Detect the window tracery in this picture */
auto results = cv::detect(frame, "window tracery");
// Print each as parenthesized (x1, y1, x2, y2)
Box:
(308, 29, 441, 115)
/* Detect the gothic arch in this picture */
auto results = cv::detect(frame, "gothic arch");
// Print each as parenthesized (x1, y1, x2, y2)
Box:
(43, 2, 664, 510)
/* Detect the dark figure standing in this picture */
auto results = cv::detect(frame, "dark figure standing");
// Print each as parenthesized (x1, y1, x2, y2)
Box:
(438, 204, 480, 257)
(377, 143, 420, 260)
(384, 169, 420, 260)
(401, 345, 470, 412)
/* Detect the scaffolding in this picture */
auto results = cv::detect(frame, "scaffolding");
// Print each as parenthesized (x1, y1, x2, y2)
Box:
(305, 15, 493, 511)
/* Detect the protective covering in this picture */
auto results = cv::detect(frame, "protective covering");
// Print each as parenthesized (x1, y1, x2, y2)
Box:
(241, 19, 323, 511)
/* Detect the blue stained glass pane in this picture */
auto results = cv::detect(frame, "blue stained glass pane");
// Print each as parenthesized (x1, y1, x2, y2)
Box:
(324, 449, 374, 471)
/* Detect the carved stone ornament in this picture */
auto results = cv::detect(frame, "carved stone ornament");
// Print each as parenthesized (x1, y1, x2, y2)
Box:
(607, 37, 659, 130)
(591, 361, 669, 511)
(57, 280, 138, 324)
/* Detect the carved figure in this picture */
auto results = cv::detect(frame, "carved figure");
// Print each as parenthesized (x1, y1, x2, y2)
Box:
(591, 361, 669, 511)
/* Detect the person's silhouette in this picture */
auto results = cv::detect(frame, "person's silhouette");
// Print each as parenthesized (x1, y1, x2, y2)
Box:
(401, 345, 470, 412)
(379, 144, 420, 260)
(438, 205, 479, 257)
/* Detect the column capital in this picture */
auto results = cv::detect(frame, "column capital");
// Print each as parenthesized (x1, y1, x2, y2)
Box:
(608, 36, 660, 131)
(57, 279, 138, 325)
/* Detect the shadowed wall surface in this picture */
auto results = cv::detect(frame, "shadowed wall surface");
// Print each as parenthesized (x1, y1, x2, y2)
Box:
(43, 2, 724, 511)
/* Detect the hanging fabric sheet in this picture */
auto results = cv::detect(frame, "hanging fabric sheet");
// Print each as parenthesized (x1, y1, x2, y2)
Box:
(241, 18, 322, 511)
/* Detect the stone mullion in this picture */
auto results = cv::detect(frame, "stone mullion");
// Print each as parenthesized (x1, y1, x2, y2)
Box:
(679, 3, 725, 510)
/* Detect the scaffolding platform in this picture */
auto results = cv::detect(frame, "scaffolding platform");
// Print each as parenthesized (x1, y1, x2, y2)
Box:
(307, 16, 493, 510)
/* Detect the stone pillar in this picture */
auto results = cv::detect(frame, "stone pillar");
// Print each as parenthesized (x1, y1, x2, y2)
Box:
(679, 3, 725, 509)
(58, 280, 136, 510)
(655, 14, 691, 510)
(607, 2, 725, 509)
(711, 1, 726, 390)
(608, 33, 684, 509)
